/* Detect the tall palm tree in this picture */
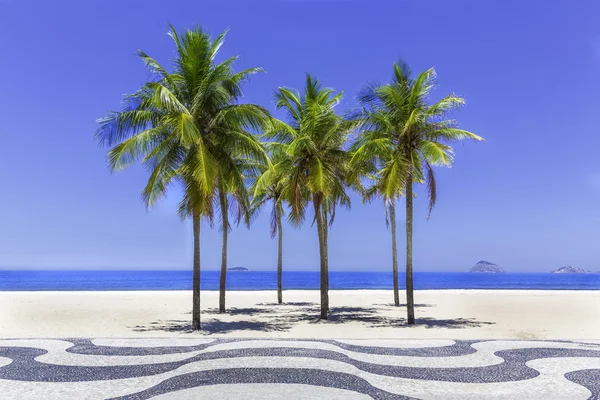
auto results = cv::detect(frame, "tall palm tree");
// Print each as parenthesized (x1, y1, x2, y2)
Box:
(250, 146, 290, 304)
(348, 148, 404, 306)
(264, 74, 354, 319)
(95, 25, 268, 330)
(351, 62, 483, 323)
(216, 157, 265, 313)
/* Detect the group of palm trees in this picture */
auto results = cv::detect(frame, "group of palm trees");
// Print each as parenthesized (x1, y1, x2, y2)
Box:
(96, 26, 483, 331)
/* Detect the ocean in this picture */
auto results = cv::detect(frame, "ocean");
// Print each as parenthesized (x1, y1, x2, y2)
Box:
(0, 270, 599, 291)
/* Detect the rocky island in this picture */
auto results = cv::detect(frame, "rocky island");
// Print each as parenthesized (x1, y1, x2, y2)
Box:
(551, 266, 591, 274)
(469, 260, 506, 273)
(227, 267, 250, 271)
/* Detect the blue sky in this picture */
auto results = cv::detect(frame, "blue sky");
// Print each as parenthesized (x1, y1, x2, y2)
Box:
(0, 0, 599, 272)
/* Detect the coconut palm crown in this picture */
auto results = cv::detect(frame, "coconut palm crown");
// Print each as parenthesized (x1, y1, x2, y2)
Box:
(259, 74, 356, 319)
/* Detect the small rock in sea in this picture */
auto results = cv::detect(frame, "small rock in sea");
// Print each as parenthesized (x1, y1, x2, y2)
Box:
(551, 266, 591, 274)
(469, 260, 506, 273)
(227, 267, 250, 271)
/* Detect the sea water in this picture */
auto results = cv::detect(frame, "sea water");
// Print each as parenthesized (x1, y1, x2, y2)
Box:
(1, 270, 599, 291)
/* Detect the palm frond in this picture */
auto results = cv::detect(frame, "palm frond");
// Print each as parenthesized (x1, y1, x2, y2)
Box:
(424, 161, 437, 220)
(350, 61, 482, 219)
(420, 140, 454, 166)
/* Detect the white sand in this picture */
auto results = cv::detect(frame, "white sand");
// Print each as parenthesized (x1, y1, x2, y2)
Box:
(1, 290, 599, 339)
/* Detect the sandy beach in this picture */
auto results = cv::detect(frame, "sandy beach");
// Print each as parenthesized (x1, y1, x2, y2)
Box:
(1, 290, 599, 339)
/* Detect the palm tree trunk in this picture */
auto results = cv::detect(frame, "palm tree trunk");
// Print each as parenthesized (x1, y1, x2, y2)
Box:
(219, 189, 228, 314)
(390, 200, 400, 307)
(322, 206, 329, 295)
(405, 172, 415, 324)
(192, 212, 201, 330)
(313, 195, 328, 319)
(277, 205, 283, 304)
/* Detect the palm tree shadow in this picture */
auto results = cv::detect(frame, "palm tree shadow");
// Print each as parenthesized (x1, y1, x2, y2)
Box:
(130, 320, 195, 333)
(131, 304, 494, 334)
(371, 317, 495, 329)
(130, 319, 290, 334)
(199, 320, 290, 333)
(203, 307, 281, 316)
(419, 318, 495, 329)
(257, 302, 318, 307)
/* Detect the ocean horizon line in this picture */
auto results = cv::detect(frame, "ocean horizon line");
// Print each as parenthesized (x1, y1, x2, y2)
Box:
(0, 269, 582, 274)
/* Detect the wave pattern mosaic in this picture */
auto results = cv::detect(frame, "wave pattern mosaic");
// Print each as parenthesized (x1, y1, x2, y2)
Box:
(0, 339, 599, 399)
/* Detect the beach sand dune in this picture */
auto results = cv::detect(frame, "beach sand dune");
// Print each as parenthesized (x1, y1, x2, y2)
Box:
(1, 290, 599, 339)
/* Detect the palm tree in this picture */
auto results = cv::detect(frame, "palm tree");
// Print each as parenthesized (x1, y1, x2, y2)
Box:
(216, 157, 266, 313)
(95, 25, 268, 330)
(348, 150, 404, 306)
(250, 146, 289, 304)
(265, 75, 355, 319)
(351, 62, 483, 323)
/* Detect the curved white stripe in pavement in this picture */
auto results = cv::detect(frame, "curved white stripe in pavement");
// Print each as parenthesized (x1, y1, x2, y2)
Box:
(91, 338, 215, 348)
(0, 355, 598, 400)
(574, 340, 600, 345)
(0, 339, 75, 351)
(35, 350, 201, 367)
(0, 340, 201, 367)
(336, 339, 456, 348)
(197, 340, 600, 369)
(150, 383, 372, 399)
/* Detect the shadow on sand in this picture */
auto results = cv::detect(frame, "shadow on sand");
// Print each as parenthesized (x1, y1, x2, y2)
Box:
(131, 303, 494, 334)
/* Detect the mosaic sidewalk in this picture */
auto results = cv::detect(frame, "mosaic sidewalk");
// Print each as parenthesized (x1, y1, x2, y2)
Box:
(1, 338, 599, 399)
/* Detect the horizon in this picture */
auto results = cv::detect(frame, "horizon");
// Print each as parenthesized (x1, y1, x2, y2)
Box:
(1, 0, 600, 273)
(1, 267, 597, 274)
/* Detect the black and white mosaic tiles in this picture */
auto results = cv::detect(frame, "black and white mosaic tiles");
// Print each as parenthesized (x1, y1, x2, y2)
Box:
(0, 338, 599, 399)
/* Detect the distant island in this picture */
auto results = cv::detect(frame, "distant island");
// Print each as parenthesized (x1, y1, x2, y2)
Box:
(469, 261, 506, 273)
(227, 267, 249, 271)
(551, 266, 591, 274)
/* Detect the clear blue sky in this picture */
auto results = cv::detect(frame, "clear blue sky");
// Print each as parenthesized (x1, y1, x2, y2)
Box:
(1, 0, 599, 272)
